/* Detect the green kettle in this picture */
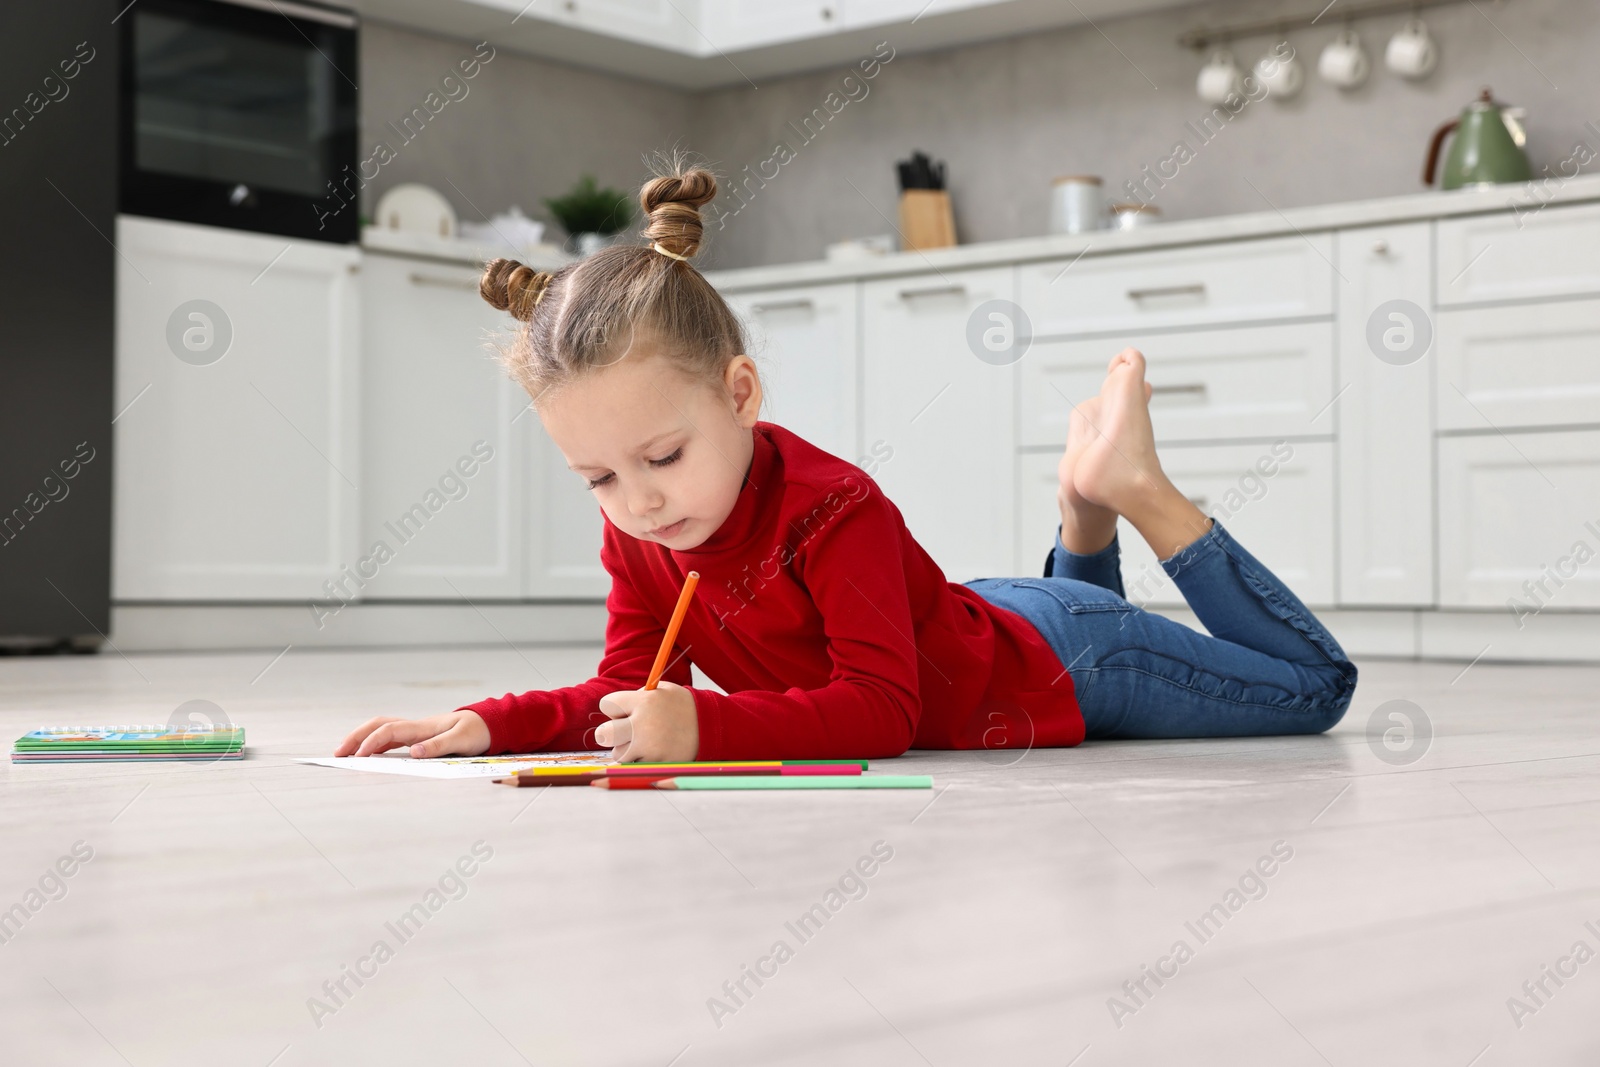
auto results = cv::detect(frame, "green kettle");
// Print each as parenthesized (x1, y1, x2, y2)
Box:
(1424, 87, 1531, 189)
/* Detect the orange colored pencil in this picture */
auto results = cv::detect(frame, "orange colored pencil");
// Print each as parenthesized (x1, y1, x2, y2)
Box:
(644, 570, 698, 691)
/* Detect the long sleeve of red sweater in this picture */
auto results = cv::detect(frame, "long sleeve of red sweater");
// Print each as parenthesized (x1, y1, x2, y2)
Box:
(689, 489, 922, 759)
(459, 528, 692, 754)
(460, 421, 1082, 760)
(461, 491, 921, 759)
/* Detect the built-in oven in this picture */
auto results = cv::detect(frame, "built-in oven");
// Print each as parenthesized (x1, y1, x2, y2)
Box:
(119, 0, 359, 243)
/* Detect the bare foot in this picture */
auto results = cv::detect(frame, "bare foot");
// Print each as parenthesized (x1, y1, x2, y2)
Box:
(1073, 348, 1164, 514)
(1074, 348, 1211, 560)
(1057, 396, 1118, 554)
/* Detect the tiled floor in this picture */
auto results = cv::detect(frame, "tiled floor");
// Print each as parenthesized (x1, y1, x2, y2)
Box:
(1, 646, 1597, 1066)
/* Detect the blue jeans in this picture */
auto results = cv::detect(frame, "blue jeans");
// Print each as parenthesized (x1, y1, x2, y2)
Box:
(964, 521, 1356, 740)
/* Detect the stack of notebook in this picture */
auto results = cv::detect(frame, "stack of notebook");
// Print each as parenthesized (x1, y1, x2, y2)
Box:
(11, 724, 246, 763)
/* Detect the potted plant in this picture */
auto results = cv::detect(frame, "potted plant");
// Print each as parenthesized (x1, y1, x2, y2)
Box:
(543, 175, 634, 257)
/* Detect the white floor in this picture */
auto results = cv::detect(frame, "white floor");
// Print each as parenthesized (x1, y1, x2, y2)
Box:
(1, 645, 1598, 1067)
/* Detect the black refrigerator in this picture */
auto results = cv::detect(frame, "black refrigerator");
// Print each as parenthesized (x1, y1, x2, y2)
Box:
(0, 4, 117, 651)
(1, 0, 358, 650)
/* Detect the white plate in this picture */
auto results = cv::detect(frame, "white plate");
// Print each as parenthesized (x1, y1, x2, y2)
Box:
(373, 183, 458, 238)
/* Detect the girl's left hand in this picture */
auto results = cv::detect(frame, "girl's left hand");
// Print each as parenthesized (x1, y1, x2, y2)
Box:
(596, 680, 699, 763)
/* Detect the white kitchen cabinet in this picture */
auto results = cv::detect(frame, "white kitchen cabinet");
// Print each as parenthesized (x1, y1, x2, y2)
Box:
(698, 0, 841, 52)
(524, 415, 610, 599)
(1019, 322, 1334, 447)
(1438, 430, 1600, 609)
(113, 216, 361, 601)
(841, 0, 1003, 29)
(1436, 201, 1600, 307)
(862, 267, 1015, 582)
(1436, 298, 1600, 432)
(359, 254, 526, 599)
(724, 282, 859, 463)
(517, 0, 697, 51)
(1335, 222, 1436, 607)
(1018, 234, 1334, 338)
(1018, 442, 1336, 609)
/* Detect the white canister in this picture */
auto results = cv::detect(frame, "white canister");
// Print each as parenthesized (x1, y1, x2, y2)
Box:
(1049, 175, 1105, 235)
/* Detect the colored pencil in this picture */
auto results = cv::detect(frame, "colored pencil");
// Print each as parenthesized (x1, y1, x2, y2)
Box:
(508, 759, 869, 778)
(593, 775, 933, 791)
(644, 570, 698, 690)
(513, 762, 861, 777)
(496, 763, 864, 786)
(515, 761, 784, 777)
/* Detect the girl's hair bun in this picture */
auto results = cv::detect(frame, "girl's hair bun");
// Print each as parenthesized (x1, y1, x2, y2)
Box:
(639, 167, 717, 261)
(480, 258, 553, 321)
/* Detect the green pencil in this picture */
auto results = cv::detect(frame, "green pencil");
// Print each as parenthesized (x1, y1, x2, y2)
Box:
(596, 774, 932, 791)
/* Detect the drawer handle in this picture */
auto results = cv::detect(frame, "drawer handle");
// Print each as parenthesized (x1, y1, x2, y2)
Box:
(898, 283, 966, 301)
(1127, 283, 1206, 302)
(749, 298, 814, 314)
(408, 272, 479, 291)
(1187, 495, 1209, 510)
(1150, 382, 1207, 397)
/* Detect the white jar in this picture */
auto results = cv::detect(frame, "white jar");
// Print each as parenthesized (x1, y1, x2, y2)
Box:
(1048, 175, 1105, 235)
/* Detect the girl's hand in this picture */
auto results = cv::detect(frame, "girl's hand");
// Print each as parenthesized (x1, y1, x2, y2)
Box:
(596, 680, 699, 763)
(335, 710, 491, 758)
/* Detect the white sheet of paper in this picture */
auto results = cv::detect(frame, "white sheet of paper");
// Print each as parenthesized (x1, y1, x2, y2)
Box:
(295, 751, 613, 779)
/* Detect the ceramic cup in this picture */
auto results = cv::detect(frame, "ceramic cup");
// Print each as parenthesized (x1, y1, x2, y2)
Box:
(1254, 43, 1304, 100)
(1318, 29, 1370, 89)
(1385, 18, 1438, 80)
(1197, 49, 1244, 104)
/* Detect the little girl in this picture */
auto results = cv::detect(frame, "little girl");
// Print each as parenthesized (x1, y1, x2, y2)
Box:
(336, 166, 1356, 764)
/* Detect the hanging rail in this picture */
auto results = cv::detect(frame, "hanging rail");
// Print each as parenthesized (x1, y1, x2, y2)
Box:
(1178, 0, 1507, 52)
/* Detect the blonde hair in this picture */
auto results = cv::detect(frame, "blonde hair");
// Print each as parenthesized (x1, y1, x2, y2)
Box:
(479, 163, 748, 406)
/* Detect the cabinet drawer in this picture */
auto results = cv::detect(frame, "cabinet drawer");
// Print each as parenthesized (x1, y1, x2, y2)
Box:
(1019, 322, 1334, 446)
(722, 282, 859, 462)
(1438, 431, 1600, 609)
(1437, 202, 1600, 306)
(1437, 299, 1600, 431)
(1019, 234, 1333, 337)
(1017, 441, 1334, 606)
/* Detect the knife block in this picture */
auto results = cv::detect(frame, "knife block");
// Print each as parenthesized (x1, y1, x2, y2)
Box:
(898, 190, 956, 251)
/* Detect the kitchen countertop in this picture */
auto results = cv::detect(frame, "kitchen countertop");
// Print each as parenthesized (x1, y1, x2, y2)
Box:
(359, 224, 573, 269)
(702, 173, 1600, 292)
(354, 174, 1600, 290)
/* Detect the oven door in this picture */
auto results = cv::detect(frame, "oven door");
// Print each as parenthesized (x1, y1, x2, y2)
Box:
(119, 0, 358, 243)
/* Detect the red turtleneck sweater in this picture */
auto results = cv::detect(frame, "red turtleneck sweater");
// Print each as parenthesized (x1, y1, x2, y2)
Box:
(462, 421, 1083, 760)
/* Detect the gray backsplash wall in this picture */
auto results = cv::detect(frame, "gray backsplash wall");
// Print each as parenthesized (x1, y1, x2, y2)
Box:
(690, 0, 1596, 269)
(357, 20, 691, 233)
(361, 0, 1596, 271)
